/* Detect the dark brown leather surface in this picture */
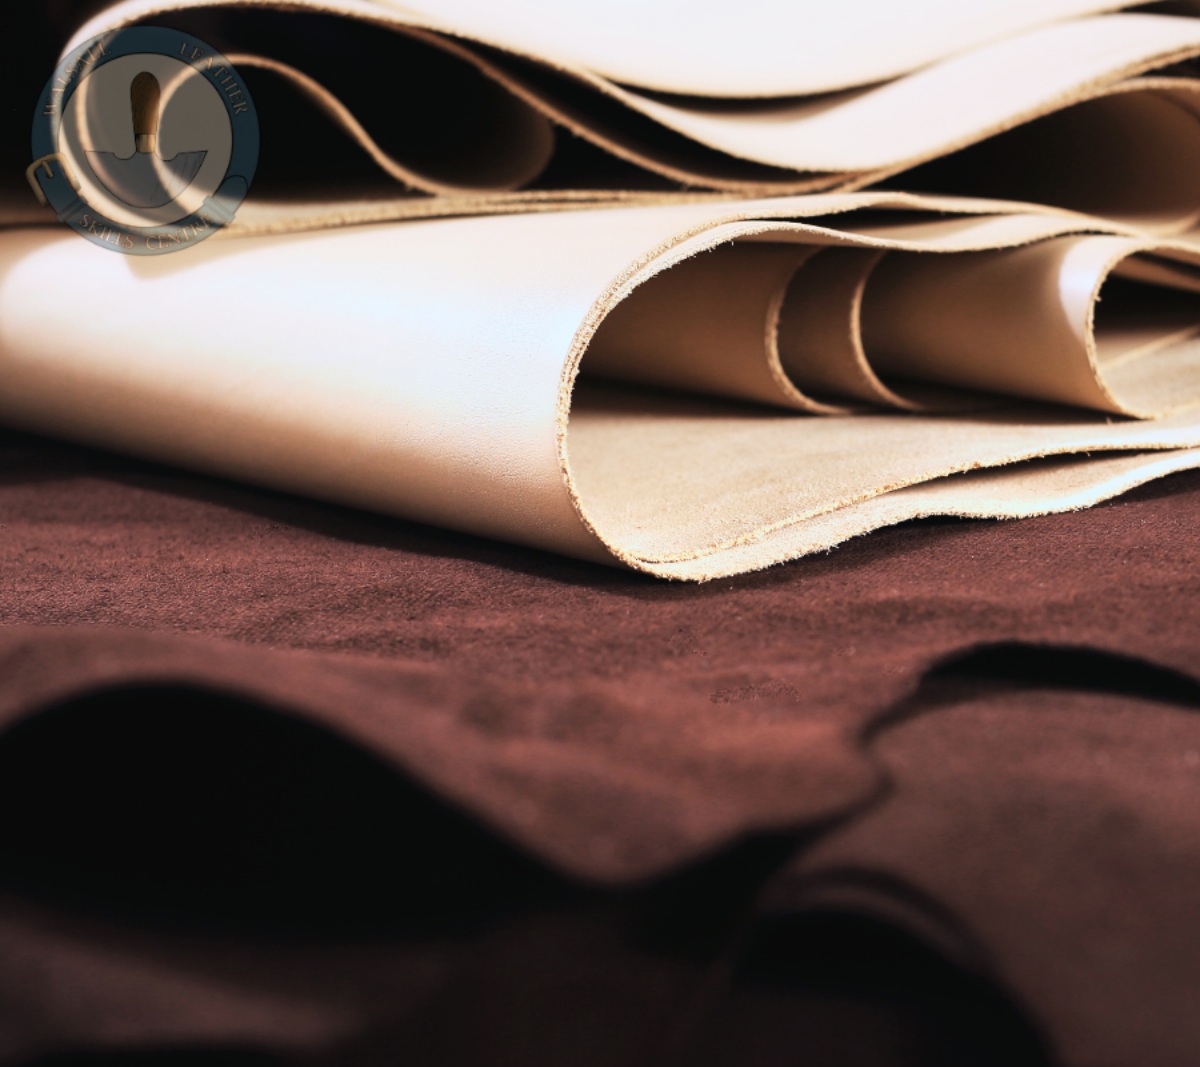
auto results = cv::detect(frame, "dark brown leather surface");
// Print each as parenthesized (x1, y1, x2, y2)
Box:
(2, 426, 1199, 1066)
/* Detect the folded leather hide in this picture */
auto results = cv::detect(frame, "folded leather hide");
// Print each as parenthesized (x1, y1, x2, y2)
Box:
(3, 0, 1198, 578)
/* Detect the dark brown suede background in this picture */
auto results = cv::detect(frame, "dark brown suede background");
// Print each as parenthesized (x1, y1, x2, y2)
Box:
(2, 423, 1200, 1067)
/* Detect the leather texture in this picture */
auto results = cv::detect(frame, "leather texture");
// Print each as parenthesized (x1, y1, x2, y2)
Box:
(5, 0, 1198, 579)
(59, 0, 1200, 210)
(3, 193, 1199, 579)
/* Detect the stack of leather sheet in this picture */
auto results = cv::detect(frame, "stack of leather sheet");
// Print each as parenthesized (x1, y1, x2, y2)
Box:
(4, 0, 1200, 576)
(3, 3, 1200, 1065)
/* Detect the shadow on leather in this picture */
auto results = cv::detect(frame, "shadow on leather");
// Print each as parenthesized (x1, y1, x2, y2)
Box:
(867, 641, 1200, 743)
(16, 1050, 284, 1067)
(0, 684, 567, 938)
(678, 908, 1052, 1067)
(929, 642, 1200, 702)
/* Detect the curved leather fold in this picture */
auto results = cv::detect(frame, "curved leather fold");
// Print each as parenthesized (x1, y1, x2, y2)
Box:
(3, 193, 1199, 580)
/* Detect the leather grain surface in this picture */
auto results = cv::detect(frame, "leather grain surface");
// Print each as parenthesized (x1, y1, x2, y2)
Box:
(2, 428, 1200, 1065)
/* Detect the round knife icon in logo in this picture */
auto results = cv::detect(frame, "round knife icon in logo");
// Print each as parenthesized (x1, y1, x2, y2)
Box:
(87, 71, 208, 210)
(30, 27, 259, 254)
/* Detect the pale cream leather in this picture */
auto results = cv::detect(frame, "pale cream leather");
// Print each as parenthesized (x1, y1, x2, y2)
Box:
(382, 0, 1158, 97)
(583, 242, 844, 413)
(873, 81, 1200, 235)
(860, 236, 1200, 416)
(57, 0, 1200, 227)
(8, 3, 1198, 580)
(2, 194, 1198, 580)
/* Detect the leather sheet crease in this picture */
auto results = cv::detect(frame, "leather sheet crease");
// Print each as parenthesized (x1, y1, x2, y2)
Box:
(2, 0, 1200, 579)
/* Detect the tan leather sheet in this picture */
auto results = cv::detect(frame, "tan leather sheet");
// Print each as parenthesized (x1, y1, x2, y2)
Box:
(3, 193, 1199, 579)
(49, 0, 1200, 226)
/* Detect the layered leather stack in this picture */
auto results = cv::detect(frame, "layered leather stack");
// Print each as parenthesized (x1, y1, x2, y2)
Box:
(4, 0, 1200, 577)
